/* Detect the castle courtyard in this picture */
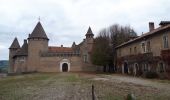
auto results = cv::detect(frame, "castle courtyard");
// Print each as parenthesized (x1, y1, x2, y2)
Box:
(0, 72, 170, 100)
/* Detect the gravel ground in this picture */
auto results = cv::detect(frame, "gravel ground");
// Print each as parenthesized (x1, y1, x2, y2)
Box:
(0, 72, 170, 100)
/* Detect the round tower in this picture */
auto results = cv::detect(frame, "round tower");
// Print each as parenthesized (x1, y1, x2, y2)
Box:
(27, 21, 49, 72)
(9, 37, 20, 73)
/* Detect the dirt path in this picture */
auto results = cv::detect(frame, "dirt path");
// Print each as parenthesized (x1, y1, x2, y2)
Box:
(90, 73, 170, 100)
(104, 74, 170, 90)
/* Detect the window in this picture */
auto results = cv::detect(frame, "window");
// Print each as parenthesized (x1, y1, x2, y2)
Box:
(143, 63, 149, 72)
(19, 57, 25, 62)
(141, 42, 146, 53)
(158, 62, 165, 73)
(130, 48, 132, 54)
(134, 47, 137, 54)
(83, 55, 88, 63)
(146, 41, 151, 52)
(163, 34, 169, 48)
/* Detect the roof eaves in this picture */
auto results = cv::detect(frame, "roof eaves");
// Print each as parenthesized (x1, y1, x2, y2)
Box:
(116, 25, 170, 49)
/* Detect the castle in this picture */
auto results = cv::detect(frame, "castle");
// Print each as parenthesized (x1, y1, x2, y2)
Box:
(9, 21, 96, 73)
(9, 20, 170, 78)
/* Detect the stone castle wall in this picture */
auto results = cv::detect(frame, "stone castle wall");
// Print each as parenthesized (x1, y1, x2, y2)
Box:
(38, 56, 83, 72)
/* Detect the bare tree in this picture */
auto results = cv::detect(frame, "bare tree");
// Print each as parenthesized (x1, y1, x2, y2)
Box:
(91, 24, 137, 72)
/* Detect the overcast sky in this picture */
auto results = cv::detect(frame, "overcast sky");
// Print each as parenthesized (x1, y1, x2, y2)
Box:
(0, 0, 170, 60)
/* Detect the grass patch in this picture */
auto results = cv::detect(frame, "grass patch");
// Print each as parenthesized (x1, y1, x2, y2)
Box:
(102, 93, 123, 100)
(157, 80, 170, 84)
(64, 74, 80, 82)
(0, 73, 54, 100)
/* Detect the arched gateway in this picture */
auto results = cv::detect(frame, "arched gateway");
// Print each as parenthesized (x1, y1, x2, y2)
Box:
(62, 63, 68, 72)
(60, 59, 70, 72)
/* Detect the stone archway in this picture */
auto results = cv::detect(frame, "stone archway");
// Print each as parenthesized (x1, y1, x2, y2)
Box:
(60, 59, 70, 72)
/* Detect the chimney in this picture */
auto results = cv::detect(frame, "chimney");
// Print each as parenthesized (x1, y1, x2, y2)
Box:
(149, 22, 154, 32)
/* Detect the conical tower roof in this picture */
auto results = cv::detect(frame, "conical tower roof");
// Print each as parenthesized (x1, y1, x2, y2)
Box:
(85, 26, 94, 36)
(15, 40, 28, 56)
(29, 22, 49, 40)
(9, 37, 20, 49)
(72, 41, 76, 47)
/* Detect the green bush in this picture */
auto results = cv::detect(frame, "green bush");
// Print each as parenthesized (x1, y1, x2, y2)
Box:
(145, 71, 158, 79)
(126, 93, 136, 100)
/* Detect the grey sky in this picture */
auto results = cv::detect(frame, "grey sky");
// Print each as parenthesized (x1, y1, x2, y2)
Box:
(0, 0, 170, 60)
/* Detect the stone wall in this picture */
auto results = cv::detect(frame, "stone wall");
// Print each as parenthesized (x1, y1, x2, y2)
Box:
(13, 56, 28, 73)
(27, 39, 48, 72)
(38, 56, 83, 72)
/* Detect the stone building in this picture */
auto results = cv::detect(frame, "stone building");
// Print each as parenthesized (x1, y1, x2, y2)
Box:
(9, 21, 96, 73)
(116, 21, 170, 78)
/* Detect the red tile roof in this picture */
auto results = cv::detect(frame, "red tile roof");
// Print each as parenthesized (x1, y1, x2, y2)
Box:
(48, 46, 73, 53)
